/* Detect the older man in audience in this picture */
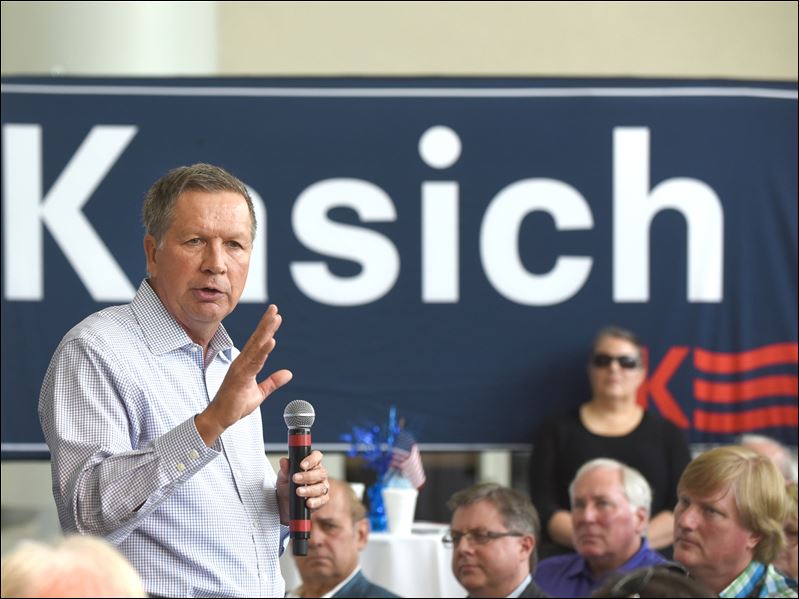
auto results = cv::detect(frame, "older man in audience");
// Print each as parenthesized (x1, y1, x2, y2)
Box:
(534, 458, 667, 597)
(1, 535, 146, 598)
(446, 483, 548, 598)
(674, 445, 797, 598)
(290, 479, 397, 598)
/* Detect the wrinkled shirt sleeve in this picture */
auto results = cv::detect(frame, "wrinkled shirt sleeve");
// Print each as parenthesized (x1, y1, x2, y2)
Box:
(40, 336, 219, 543)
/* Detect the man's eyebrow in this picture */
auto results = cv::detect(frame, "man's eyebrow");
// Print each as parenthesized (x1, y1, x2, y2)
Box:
(573, 492, 611, 500)
(698, 498, 728, 515)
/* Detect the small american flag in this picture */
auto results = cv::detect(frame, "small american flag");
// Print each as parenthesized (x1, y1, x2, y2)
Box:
(389, 430, 426, 488)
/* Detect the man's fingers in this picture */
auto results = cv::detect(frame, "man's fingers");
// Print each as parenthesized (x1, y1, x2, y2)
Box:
(293, 469, 328, 486)
(292, 454, 326, 485)
(303, 482, 331, 509)
(257, 369, 293, 399)
(241, 305, 282, 352)
(237, 306, 283, 375)
(301, 450, 325, 470)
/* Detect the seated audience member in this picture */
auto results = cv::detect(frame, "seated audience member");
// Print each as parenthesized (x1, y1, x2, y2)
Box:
(592, 564, 715, 598)
(290, 479, 398, 598)
(741, 434, 798, 483)
(0, 535, 146, 597)
(674, 445, 797, 598)
(534, 458, 667, 597)
(529, 326, 691, 558)
(445, 483, 548, 598)
(774, 483, 798, 582)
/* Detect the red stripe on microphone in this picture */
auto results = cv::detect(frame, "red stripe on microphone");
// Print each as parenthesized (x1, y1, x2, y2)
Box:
(694, 343, 798, 374)
(694, 406, 799, 433)
(290, 519, 311, 532)
(288, 434, 311, 446)
(694, 375, 798, 403)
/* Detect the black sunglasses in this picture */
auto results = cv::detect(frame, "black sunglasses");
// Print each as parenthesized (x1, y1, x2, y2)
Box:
(591, 353, 640, 369)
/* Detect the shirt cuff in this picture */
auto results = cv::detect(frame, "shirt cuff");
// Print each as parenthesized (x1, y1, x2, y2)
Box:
(152, 416, 220, 483)
(278, 523, 290, 556)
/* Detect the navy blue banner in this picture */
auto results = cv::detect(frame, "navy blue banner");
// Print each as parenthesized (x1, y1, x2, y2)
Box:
(1, 77, 797, 455)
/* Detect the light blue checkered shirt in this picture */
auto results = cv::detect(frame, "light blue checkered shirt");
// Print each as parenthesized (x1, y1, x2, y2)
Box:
(720, 561, 798, 598)
(39, 280, 289, 597)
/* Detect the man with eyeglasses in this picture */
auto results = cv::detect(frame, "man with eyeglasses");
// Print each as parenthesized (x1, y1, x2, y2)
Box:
(445, 483, 548, 598)
(533, 458, 668, 597)
(289, 479, 397, 598)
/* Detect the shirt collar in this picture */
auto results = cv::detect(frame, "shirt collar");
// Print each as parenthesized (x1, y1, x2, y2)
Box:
(565, 553, 592, 580)
(507, 574, 533, 598)
(289, 565, 362, 598)
(618, 537, 656, 573)
(131, 279, 234, 359)
(570, 537, 652, 581)
(720, 560, 765, 598)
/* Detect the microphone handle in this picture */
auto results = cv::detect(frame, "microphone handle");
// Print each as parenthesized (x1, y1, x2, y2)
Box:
(288, 427, 312, 555)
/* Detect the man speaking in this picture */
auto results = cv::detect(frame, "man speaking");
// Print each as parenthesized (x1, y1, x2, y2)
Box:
(39, 163, 330, 597)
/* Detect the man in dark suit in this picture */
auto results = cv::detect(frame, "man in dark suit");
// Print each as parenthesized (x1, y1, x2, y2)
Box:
(290, 479, 398, 598)
(446, 483, 548, 598)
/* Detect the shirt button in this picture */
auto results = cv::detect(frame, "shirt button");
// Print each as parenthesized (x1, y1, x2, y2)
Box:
(236, 469, 243, 478)
(189, 450, 199, 460)
(177, 463, 186, 472)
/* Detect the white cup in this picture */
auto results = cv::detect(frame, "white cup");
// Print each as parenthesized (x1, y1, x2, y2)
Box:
(349, 482, 365, 502)
(382, 487, 418, 535)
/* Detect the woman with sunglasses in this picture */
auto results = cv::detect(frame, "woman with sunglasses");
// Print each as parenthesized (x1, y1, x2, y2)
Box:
(528, 326, 692, 560)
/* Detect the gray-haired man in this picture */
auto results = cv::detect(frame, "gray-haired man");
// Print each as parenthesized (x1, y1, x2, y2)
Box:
(534, 458, 667, 596)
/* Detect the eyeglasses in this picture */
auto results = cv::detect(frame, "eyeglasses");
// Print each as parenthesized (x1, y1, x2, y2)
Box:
(591, 353, 640, 369)
(607, 563, 690, 598)
(442, 529, 524, 548)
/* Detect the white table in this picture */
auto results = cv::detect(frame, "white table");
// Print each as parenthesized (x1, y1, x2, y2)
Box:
(280, 522, 466, 598)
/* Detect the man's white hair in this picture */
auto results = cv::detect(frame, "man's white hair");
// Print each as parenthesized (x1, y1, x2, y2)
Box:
(740, 434, 798, 483)
(569, 457, 653, 519)
(1, 535, 145, 597)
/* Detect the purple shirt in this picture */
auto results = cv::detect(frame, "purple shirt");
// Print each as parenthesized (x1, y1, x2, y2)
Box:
(533, 538, 666, 598)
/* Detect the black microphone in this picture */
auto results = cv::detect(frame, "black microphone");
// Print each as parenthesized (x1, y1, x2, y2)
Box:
(283, 399, 315, 556)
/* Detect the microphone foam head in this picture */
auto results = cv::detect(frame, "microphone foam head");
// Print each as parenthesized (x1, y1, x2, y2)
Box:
(284, 400, 315, 429)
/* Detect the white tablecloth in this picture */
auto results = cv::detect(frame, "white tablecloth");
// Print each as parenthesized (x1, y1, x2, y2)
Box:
(280, 522, 466, 598)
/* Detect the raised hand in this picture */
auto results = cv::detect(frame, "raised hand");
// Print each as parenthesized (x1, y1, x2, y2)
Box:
(195, 304, 293, 446)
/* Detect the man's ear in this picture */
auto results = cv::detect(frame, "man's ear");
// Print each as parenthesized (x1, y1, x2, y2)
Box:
(520, 533, 535, 561)
(355, 518, 369, 551)
(744, 530, 763, 554)
(144, 235, 158, 275)
(633, 507, 648, 536)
